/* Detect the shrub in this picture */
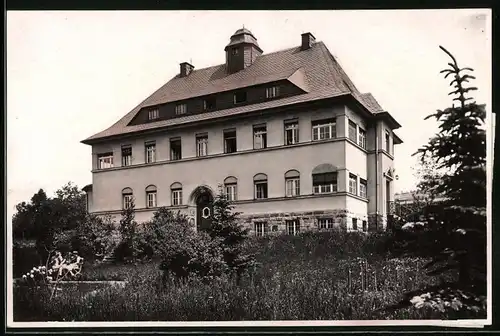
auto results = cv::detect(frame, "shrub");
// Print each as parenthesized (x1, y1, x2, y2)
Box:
(115, 200, 141, 262)
(73, 214, 121, 261)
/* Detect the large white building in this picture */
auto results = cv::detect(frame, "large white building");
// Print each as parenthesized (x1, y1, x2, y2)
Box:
(82, 28, 403, 235)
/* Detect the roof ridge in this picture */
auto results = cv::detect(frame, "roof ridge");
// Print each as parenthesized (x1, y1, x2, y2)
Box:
(178, 45, 301, 76)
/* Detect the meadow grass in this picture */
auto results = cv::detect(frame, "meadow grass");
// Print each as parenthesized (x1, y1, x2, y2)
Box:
(14, 231, 478, 321)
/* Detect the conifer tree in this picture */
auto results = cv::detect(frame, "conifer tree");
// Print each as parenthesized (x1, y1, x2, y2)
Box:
(388, 46, 487, 315)
(414, 46, 486, 291)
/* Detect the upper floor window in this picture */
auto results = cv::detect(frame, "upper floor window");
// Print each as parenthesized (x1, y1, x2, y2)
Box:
(148, 108, 159, 120)
(145, 185, 157, 208)
(358, 128, 366, 149)
(232, 48, 239, 56)
(360, 179, 367, 198)
(203, 97, 216, 111)
(121, 146, 132, 167)
(175, 103, 187, 115)
(253, 124, 267, 149)
(352, 218, 358, 231)
(170, 182, 183, 206)
(285, 169, 300, 197)
(234, 91, 247, 104)
(255, 222, 268, 237)
(312, 164, 338, 194)
(122, 187, 134, 210)
(312, 118, 336, 141)
(318, 218, 334, 230)
(348, 120, 357, 142)
(385, 130, 391, 153)
(284, 119, 299, 145)
(145, 142, 156, 164)
(349, 173, 358, 195)
(254, 173, 268, 199)
(170, 138, 182, 161)
(223, 129, 237, 153)
(196, 133, 208, 157)
(224, 176, 238, 201)
(362, 220, 368, 232)
(266, 86, 280, 99)
(97, 152, 114, 169)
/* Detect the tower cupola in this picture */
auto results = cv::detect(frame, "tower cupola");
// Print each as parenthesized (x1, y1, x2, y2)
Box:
(224, 27, 263, 74)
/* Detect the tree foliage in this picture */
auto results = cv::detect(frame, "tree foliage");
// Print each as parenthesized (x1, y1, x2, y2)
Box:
(410, 46, 487, 296)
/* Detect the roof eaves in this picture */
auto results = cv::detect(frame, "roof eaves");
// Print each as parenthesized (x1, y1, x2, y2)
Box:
(82, 90, 351, 145)
(375, 111, 402, 130)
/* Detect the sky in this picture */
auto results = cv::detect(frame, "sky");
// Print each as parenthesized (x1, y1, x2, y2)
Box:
(6, 10, 492, 224)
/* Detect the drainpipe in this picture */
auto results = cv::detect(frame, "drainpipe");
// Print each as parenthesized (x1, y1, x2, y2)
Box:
(374, 122, 379, 231)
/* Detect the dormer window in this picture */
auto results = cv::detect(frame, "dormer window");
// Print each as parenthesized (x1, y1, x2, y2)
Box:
(234, 91, 247, 105)
(266, 86, 280, 99)
(175, 103, 187, 115)
(148, 108, 159, 120)
(203, 97, 216, 111)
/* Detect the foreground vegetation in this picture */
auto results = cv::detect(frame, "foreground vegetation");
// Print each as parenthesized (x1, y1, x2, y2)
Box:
(14, 231, 484, 321)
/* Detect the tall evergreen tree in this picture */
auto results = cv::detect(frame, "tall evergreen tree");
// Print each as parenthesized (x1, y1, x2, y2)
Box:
(387, 46, 487, 316)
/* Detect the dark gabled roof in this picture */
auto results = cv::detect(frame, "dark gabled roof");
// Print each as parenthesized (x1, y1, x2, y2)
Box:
(82, 40, 398, 144)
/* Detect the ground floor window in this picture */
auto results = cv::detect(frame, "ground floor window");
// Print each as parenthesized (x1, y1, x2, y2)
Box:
(286, 220, 300, 235)
(318, 218, 334, 229)
(254, 222, 268, 237)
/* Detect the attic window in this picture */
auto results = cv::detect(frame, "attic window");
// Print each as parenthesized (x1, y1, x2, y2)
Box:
(203, 97, 216, 111)
(234, 91, 247, 105)
(266, 86, 280, 99)
(175, 103, 187, 115)
(148, 108, 159, 120)
(232, 48, 239, 56)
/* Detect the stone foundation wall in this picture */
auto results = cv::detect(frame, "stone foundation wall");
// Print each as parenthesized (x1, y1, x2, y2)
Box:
(240, 208, 372, 236)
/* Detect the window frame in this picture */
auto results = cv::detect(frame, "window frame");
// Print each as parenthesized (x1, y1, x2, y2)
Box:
(385, 130, 391, 153)
(312, 172, 338, 194)
(203, 97, 216, 112)
(358, 128, 366, 149)
(349, 173, 358, 195)
(285, 178, 300, 197)
(312, 119, 336, 141)
(284, 120, 299, 145)
(265, 86, 280, 99)
(318, 218, 334, 230)
(352, 218, 358, 231)
(360, 179, 367, 198)
(253, 124, 267, 149)
(223, 129, 237, 154)
(175, 103, 187, 115)
(148, 108, 159, 121)
(224, 183, 237, 201)
(170, 138, 182, 161)
(97, 152, 114, 170)
(145, 142, 156, 164)
(348, 120, 357, 142)
(196, 133, 208, 157)
(171, 188, 183, 206)
(233, 91, 247, 105)
(122, 193, 133, 210)
(121, 146, 132, 167)
(286, 220, 300, 236)
(146, 191, 157, 208)
(254, 222, 268, 237)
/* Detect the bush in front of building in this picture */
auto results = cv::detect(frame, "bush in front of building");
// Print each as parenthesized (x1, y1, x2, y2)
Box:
(71, 214, 122, 262)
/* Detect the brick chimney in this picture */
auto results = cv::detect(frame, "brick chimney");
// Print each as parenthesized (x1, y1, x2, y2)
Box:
(180, 62, 194, 77)
(301, 32, 316, 50)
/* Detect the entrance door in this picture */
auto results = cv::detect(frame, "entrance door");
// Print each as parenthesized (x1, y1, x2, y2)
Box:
(196, 192, 213, 232)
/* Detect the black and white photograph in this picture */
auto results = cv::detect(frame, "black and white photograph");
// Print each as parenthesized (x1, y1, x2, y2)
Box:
(6, 9, 493, 328)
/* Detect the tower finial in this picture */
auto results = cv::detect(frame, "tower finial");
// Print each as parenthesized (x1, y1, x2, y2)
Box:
(243, 24, 245, 29)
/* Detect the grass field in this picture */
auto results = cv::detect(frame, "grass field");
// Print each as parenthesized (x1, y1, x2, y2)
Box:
(14, 231, 479, 321)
